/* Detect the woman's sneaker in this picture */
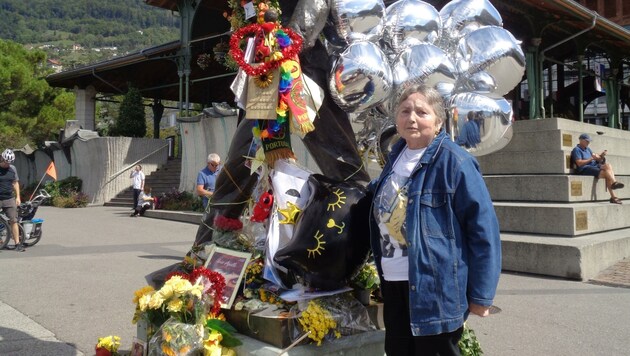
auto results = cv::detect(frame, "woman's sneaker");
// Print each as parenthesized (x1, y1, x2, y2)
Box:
(15, 244, 25, 252)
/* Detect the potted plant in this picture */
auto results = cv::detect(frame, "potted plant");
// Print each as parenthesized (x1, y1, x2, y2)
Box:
(350, 262, 380, 305)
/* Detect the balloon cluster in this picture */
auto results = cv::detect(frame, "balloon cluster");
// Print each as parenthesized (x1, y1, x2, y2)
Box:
(327, 0, 526, 156)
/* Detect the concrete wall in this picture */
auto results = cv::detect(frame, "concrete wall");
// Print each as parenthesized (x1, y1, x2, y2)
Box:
(14, 137, 168, 205)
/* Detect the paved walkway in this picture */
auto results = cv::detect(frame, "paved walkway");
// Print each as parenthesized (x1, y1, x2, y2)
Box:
(590, 258, 630, 288)
(1, 206, 629, 355)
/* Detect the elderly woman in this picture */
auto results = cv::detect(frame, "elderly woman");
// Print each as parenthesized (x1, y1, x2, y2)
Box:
(369, 84, 502, 355)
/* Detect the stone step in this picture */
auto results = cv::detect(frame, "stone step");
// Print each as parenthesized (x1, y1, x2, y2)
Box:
(485, 175, 630, 202)
(494, 200, 630, 236)
(513, 117, 630, 140)
(499, 129, 630, 156)
(501, 228, 630, 281)
(478, 150, 630, 175)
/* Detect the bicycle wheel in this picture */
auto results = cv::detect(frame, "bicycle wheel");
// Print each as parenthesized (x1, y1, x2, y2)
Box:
(22, 225, 42, 247)
(1, 222, 24, 250)
(0, 220, 10, 249)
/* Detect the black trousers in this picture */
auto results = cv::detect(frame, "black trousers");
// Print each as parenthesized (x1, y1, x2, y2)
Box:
(132, 188, 141, 209)
(381, 280, 463, 356)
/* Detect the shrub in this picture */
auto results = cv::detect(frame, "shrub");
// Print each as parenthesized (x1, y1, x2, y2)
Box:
(52, 191, 89, 208)
(43, 176, 88, 208)
(157, 188, 204, 212)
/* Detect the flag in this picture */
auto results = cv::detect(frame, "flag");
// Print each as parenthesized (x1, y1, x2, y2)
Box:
(45, 161, 57, 181)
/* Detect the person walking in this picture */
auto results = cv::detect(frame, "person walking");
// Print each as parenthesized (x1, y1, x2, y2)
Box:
(196, 153, 221, 209)
(129, 165, 145, 209)
(369, 85, 502, 355)
(571, 133, 624, 204)
(0, 149, 24, 252)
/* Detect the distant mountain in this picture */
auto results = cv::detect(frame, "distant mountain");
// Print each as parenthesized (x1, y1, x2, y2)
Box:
(0, 0, 180, 67)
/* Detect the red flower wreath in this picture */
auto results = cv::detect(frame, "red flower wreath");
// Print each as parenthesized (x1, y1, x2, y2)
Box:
(229, 23, 303, 77)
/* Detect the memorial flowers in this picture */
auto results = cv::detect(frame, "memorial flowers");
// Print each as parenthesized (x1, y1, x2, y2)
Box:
(297, 299, 341, 346)
(95, 335, 121, 356)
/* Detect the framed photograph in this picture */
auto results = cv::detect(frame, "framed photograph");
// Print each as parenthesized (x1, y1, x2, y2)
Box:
(204, 245, 252, 309)
(130, 337, 146, 356)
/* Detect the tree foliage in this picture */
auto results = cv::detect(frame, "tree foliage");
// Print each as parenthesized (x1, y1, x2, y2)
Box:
(112, 86, 146, 137)
(0, 39, 74, 149)
(0, 0, 179, 59)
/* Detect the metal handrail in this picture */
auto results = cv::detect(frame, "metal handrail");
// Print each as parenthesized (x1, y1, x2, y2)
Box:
(93, 142, 170, 204)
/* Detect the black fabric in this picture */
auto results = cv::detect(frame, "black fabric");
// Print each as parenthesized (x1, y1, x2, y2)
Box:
(273, 174, 372, 290)
(193, 1, 369, 247)
(381, 280, 463, 356)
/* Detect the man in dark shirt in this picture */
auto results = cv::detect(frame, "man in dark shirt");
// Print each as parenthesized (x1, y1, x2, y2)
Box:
(0, 149, 23, 251)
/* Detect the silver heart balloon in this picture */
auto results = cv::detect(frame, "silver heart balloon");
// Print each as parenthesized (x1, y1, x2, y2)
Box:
(381, 0, 441, 55)
(327, 0, 386, 46)
(455, 26, 526, 97)
(448, 92, 513, 156)
(329, 41, 393, 113)
(392, 43, 457, 99)
(440, 0, 502, 40)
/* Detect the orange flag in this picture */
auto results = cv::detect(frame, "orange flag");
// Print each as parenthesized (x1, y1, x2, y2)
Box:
(45, 161, 57, 181)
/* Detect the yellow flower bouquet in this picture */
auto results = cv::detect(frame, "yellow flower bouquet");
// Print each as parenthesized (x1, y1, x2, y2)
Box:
(294, 294, 375, 346)
(95, 335, 120, 356)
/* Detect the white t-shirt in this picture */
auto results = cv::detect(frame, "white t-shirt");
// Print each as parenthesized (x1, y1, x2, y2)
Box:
(131, 170, 145, 189)
(373, 147, 425, 281)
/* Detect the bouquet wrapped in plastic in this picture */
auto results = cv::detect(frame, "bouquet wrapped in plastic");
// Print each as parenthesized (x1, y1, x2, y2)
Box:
(148, 317, 203, 356)
(292, 293, 375, 346)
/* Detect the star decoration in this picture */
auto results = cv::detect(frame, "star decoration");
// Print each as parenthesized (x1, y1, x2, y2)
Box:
(278, 201, 301, 225)
(244, 146, 266, 175)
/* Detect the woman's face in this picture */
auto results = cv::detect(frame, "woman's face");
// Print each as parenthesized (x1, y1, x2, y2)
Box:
(396, 92, 440, 149)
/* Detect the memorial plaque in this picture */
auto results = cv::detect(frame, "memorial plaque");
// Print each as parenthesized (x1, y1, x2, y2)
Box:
(562, 133, 573, 147)
(566, 155, 572, 169)
(575, 211, 588, 231)
(570, 181, 583, 196)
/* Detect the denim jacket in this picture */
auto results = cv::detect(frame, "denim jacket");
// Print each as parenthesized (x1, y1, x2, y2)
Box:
(369, 130, 501, 336)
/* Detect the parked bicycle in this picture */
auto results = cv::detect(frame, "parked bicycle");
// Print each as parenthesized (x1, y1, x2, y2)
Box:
(0, 189, 51, 250)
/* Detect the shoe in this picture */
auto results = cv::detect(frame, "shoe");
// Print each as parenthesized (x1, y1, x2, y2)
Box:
(610, 197, 622, 204)
(130, 213, 137, 217)
(611, 182, 625, 190)
(15, 244, 25, 252)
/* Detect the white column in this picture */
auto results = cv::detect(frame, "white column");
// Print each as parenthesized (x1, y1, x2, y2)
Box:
(74, 85, 96, 131)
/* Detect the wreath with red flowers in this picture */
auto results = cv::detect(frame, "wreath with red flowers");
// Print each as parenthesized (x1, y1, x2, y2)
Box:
(229, 23, 303, 77)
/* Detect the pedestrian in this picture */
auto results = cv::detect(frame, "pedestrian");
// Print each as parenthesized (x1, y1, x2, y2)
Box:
(571, 133, 624, 204)
(129, 165, 145, 209)
(368, 84, 502, 355)
(130, 186, 154, 217)
(0, 149, 24, 252)
(196, 153, 221, 209)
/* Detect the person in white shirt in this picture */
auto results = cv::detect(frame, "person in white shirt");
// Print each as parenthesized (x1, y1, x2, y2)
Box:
(129, 165, 145, 209)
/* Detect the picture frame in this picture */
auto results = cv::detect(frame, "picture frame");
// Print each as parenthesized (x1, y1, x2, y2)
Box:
(130, 337, 146, 356)
(204, 245, 252, 309)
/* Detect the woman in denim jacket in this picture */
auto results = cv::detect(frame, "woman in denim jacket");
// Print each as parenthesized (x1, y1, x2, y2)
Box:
(369, 84, 502, 355)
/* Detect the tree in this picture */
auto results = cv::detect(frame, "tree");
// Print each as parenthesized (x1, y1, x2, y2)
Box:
(112, 85, 146, 137)
(0, 39, 74, 149)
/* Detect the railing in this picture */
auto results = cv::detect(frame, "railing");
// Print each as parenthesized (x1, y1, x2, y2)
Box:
(92, 142, 170, 204)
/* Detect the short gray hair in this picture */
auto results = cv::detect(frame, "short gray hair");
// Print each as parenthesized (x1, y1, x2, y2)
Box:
(207, 153, 220, 163)
(395, 84, 447, 127)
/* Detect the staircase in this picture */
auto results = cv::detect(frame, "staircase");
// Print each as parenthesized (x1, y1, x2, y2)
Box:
(105, 158, 182, 208)
(478, 117, 630, 281)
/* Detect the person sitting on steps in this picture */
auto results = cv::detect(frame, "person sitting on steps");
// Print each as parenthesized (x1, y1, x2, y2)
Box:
(130, 186, 154, 217)
(571, 133, 624, 204)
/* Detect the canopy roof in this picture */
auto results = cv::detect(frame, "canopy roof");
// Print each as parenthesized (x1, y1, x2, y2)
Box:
(46, 0, 630, 106)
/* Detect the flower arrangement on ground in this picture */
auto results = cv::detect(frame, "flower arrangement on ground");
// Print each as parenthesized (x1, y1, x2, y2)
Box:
(95, 335, 120, 356)
(132, 266, 241, 355)
(297, 299, 341, 346)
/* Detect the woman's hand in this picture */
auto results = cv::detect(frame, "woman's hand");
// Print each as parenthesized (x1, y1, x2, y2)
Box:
(469, 303, 490, 317)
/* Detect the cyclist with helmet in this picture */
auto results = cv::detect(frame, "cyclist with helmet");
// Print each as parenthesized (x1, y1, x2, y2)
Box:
(0, 149, 23, 252)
